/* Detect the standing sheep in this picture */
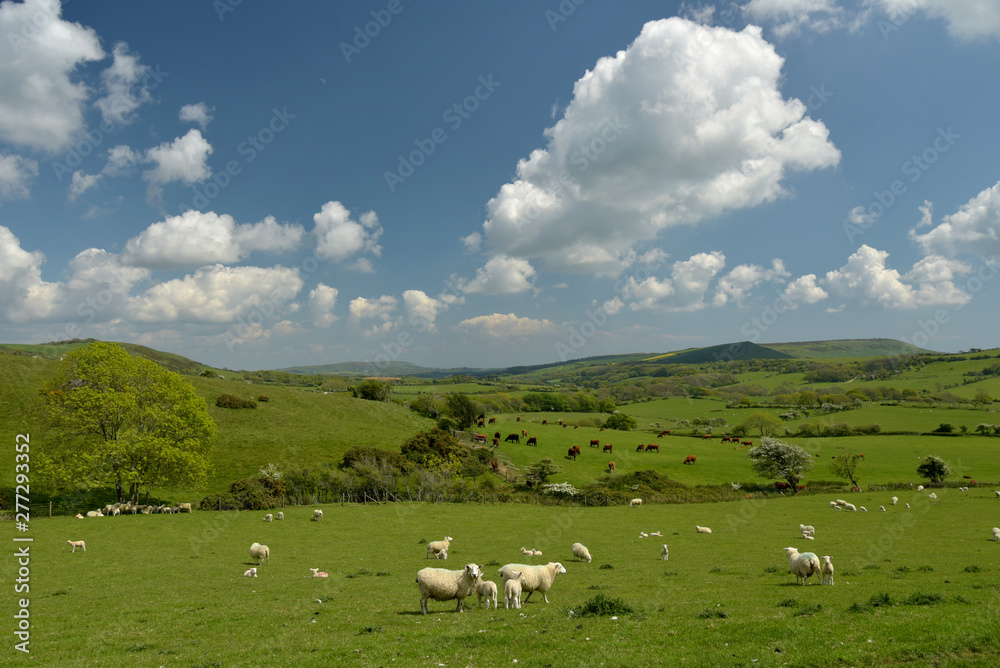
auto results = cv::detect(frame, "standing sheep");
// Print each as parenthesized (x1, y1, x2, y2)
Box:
(892, 496, 898, 505)
(660, 544, 669, 560)
(992, 527, 1000, 542)
(433, 548, 448, 560)
(783, 547, 821, 585)
(67, 540, 86, 552)
(312, 509, 323, 521)
(249, 542, 270, 565)
(263, 513, 273, 522)
(276, 511, 284, 520)
(571, 543, 592, 563)
(475, 573, 498, 610)
(415, 563, 482, 614)
(629, 498, 643, 508)
(498, 562, 567, 603)
(504, 571, 524, 609)
(820, 555, 835, 585)
(426, 536, 453, 559)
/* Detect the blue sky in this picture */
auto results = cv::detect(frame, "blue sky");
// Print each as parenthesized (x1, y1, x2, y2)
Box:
(1, 0, 998, 371)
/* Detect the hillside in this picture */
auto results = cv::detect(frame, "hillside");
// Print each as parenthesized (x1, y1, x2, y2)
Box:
(643, 341, 792, 364)
(763, 338, 930, 358)
(0, 339, 209, 375)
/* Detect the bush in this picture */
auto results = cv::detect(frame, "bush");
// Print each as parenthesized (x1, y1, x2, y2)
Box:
(257, 395, 269, 402)
(577, 594, 633, 617)
(932, 422, 955, 433)
(216, 394, 257, 409)
(604, 412, 639, 431)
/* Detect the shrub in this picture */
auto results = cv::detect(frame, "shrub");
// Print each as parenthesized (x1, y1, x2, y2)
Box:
(697, 608, 727, 619)
(904, 592, 943, 606)
(932, 422, 954, 433)
(216, 394, 257, 409)
(577, 594, 634, 617)
(257, 395, 269, 402)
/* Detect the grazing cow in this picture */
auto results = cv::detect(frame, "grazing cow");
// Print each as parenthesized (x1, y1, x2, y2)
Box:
(526, 436, 538, 447)
(516, 416, 521, 422)
(636, 444, 645, 453)
(856, 453, 864, 459)
(505, 433, 520, 444)
(494, 431, 501, 440)
(522, 429, 528, 437)
(701, 434, 712, 440)
(590, 439, 600, 448)
(488, 417, 496, 424)
(558, 420, 564, 426)
(473, 433, 487, 444)
(657, 430, 671, 437)
(542, 419, 548, 425)
(741, 440, 752, 446)
(477, 419, 485, 428)
(492, 438, 500, 447)
(600, 427, 606, 432)
(574, 425, 579, 429)
(569, 445, 581, 456)
(568, 448, 577, 461)
(608, 461, 615, 474)
(775, 481, 791, 491)
(602, 444, 613, 453)
(721, 436, 731, 443)
(683, 455, 697, 465)
(563, 423, 569, 428)
(796, 485, 807, 491)
(645, 444, 659, 453)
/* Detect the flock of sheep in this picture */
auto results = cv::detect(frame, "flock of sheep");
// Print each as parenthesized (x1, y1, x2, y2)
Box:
(75, 502, 192, 517)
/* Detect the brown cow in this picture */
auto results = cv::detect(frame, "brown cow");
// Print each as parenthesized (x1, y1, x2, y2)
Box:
(657, 430, 670, 437)
(488, 417, 496, 424)
(590, 439, 600, 448)
(608, 461, 615, 474)
(602, 444, 613, 453)
(477, 419, 485, 428)
(636, 444, 645, 453)
(492, 437, 500, 447)
(701, 434, 712, 440)
(721, 436, 732, 443)
(775, 481, 791, 490)
(741, 440, 752, 446)
(494, 431, 501, 440)
(683, 455, 696, 465)
(522, 429, 528, 437)
(505, 433, 520, 444)
(567, 448, 577, 461)
(645, 444, 659, 453)
(526, 436, 538, 447)
(542, 419, 548, 425)
(473, 433, 487, 444)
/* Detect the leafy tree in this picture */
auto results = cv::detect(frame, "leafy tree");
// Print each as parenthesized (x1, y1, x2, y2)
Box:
(597, 398, 616, 413)
(747, 436, 813, 493)
(916, 455, 952, 486)
(445, 392, 479, 430)
(604, 412, 638, 431)
(38, 342, 215, 503)
(400, 428, 465, 471)
(828, 449, 863, 489)
(350, 379, 392, 402)
(739, 411, 783, 437)
(526, 458, 561, 484)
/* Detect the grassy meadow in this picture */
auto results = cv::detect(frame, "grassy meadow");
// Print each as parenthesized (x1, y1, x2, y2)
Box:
(7, 490, 1000, 667)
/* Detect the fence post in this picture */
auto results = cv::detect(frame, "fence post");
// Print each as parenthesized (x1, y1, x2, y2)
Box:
(49, 501, 52, 518)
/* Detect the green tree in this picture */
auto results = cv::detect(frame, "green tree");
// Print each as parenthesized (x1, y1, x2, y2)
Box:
(747, 436, 813, 493)
(916, 455, 952, 486)
(38, 342, 215, 503)
(526, 458, 561, 484)
(604, 412, 638, 431)
(445, 393, 479, 430)
(828, 449, 863, 489)
(739, 411, 783, 437)
(350, 379, 392, 402)
(400, 428, 465, 471)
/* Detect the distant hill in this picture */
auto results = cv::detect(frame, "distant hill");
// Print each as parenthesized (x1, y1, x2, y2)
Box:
(642, 341, 792, 364)
(762, 338, 930, 358)
(0, 339, 209, 375)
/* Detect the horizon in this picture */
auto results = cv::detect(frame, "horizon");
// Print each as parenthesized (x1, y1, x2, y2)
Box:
(1, 1, 998, 370)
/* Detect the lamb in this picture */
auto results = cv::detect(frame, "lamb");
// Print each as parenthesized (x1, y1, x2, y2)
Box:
(504, 570, 524, 609)
(498, 562, 567, 603)
(312, 509, 323, 521)
(917, 485, 924, 492)
(649, 531, 662, 537)
(263, 513, 273, 522)
(859, 506, 868, 512)
(928, 492, 937, 499)
(415, 563, 482, 614)
(992, 527, 1000, 542)
(75, 514, 84, 519)
(309, 568, 329, 578)
(835, 499, 848, 506)
(639, 532, 648, 538)
(843, 503, 857, 512)
(249, 542, 270, 565)
(829, 501, 838, 508)
(426, 536, 453, 559)
(67, 540, 86, 552)
(571, 542, 592, 563)
(802, 532, 814, 540)
(433, 548, 448, 560)
(799, 524, 815, 536)
(892, 496, 898, 505)
(276, 511, 284, 520)
(879, 506, 886, 511)
(475, 574, 498, 610)
(695, 526, 712, 534)
(243, 567, 257, 577)
(629, 498, 643, 508)
(783, 547, 821, 585)
(906, 503, 910, 508)
(995, 491, 1000, 498)
(660, 544, 669, 560)
(820, 555, 835, 585)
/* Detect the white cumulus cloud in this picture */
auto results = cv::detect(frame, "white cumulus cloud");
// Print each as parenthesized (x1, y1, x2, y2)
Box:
(624, 251, 727, 311)
(94, 42, 152, 125)
(308, 284, 339, 328)
(457, 255, 537, 295)
(743, 0, 846, 38)
(910, 180, 1000, 259)
(871, 0, 1000, 42)
(179, 102, 214, 129)
(714, 259, 789, 306)
(313, 201, 383, 263)
(780, 274, 828, 308)
(823, 245, 915, 308)
(143, 129, 213, 196)
(68, 170, 101, 201)
(457, 313, 557, 338)
(0, 153, 38, 201)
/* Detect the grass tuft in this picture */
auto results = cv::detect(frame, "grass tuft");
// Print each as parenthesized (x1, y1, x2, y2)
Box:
(777, 599, 798, 608)
(963, 565, 983, 573)
(578, 594, 634, 617)
(599, 563, 614, 570)
(904, 592, 943, 606)
(698, 607, 727, 619)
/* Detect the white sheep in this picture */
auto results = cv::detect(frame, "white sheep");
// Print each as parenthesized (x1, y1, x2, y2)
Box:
(249, 542, 270, 565)
(829, 501, 838, 508)
(802, 532, 814, 540)
(906, 503, 911, 508)
(243, 567, 257, 577)
(835, 499, 848, 506)
(276, 511, 284, 520)
(504, 571, 524, 609)
(820, 555, 835, 586)
(992, 527, 1000, 542)
(834, 505, 842, 511)
(879, 506, 886, 511)
(415, 563, 482, 614)
(995, 491, 1000, 498)
(309, 568, 328, 578)
(571, 543, 592, 563)
(67, 540, 86, 552)
(85, 510, 100, 517)
(783, 547, 821, 585)
(629, 498, 643, 508)
(928, 492, 937, 499)
(263, 513, 273, 522)
(695, 526, 712, 534)
(892, 496, 898, 505)
(176, 503, 193, 513)
(917, 485, 924, 492)
(639, 532, 648, 538)
(312, 509, 323, 521)
(843, 503, 857, 512)
(475, 574, 498, 610)
(660, 544, 669, 560)
(799, 524, 815, 536)
(859, 506, 868, 512)
(498, 562, 567, 603)
(426, 536, 453, 559)
(75, 514, 84, 519)
(649, 531, 662, 537)
(433, 548, 448, 560)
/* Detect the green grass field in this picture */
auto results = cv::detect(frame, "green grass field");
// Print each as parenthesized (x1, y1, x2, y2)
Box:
(9, 490, 1000, 666)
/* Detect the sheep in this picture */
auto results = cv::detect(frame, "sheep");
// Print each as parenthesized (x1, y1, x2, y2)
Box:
(415, 563, 482, 614)
(992, 527, 1000, 542)
(799, 524, 815, 536)
(85, 511, 100, 517)
(829, 501, 838, 508)
(571, 543, 592, 563)
(263, 513, 273, 522)
(802, 532, 814, 540)
(695, 526, 712, 534)
(475, 574, 498, 610)
(312, 509, 323, 521)
(504, 571, 524, 609)
(917, 485, 924, 492)
(276, 511, 284, 520)
(249, 542, 270, 565)
(835, 499, 848, 506)
(498, 562, 567, 603)
(67, 540, 86, 553)
(834, 505, 842, 511)
(995, 491, 1000, 498)
(433, 548, 448, 560)
(859, 506, 868, 512)
(660, 544, 669, 560)
(426, 536, 453, 559)
(892, 496, 898, 505)
(928, 492, 937, 499)
(649, 531, 662, 537)
(906, 503, 911, 508)
(309, 568, 329, 578)
(629, 498, 643, 508)
(843, 503, 857, 512)
(75, 514, 84, 519)
(820, 555, 835, 586)
(639, 532, 648, 538)
(783, 547, 821, 585)
(879, 506, 886, 511)
(243, 567, 257, 577)
(176, 503, 193, 513)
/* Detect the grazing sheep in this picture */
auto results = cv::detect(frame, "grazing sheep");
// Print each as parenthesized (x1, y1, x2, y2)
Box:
(783, 547, 821, 585)
(829, 501, 838, 508)
(309, 568, 329, 578)
(276, 512, 284, 520)
(660, 544, 669, 560)
(427, 536, 453, 559)
(67, 540, 86, 553)
(433, 548, 448, 560)
(820, 555, 835, 585)
(892, 496, 898, 505)
(312, 509, 323, 521)
(835, 499, 848, 507)
(263, 513, 273, 522)
(928, 492, 937, 499)
(879, 506, 886, 511)
(415, 563, 482, 614)
(843, 503, 857, 512)
(249, 542, 270, 565)
(995, 491, 1000, 498)
(992, 527, 1000, 542)
(649, 531, 662, 537)
(571, 543, 592, 563)
(243, 567, 257, 577)
(629, 498, 643, 508)
(859, 506, 868, 512)
(176, 503, 193, 513)
(498, 562, 567, 603)
(504, 571, 524, 609)
(695, 526, 712, 534)
(475, 574, 498, 610)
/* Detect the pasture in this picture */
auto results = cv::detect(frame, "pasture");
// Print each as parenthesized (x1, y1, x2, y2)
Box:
(10, 490, 1000, 666)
